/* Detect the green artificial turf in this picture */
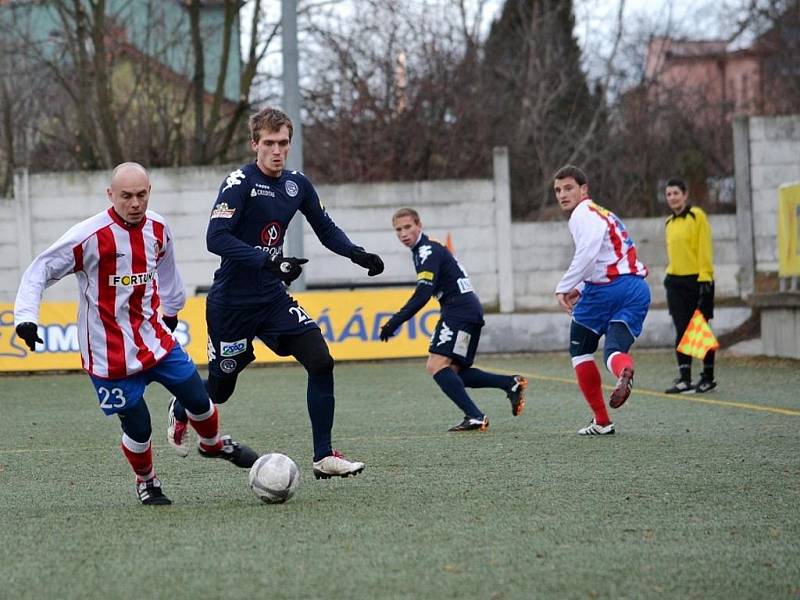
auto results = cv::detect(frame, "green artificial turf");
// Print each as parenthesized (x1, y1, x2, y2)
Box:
(0, 350, 798, 599)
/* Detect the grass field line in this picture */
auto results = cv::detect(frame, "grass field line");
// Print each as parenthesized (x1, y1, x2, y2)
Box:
(479, 364, 800, 417)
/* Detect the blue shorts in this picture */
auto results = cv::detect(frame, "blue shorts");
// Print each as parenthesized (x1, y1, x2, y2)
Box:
(572, 275, 651, 338)
(89, 344, 198, 415)
(428, 318, 482, 367)
(206, 294, 319, 378)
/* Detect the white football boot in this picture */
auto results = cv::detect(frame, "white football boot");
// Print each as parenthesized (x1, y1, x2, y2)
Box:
(312, 450, 365, 479)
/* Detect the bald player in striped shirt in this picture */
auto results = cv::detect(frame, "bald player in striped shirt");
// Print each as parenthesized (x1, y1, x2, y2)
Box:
(14, 162, 257, 505)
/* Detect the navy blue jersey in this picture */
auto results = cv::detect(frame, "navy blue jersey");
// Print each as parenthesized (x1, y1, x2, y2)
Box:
(206, 163, 358, 307)
(390, 233, 483, 328)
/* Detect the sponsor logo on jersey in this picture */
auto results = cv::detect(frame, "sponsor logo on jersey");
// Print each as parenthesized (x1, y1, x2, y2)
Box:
(211, 202, 236, 219)
(220, 338, 247, 357)
(220, 358, 238, 373)
(250, 187, 275, 198)
(285, 180, 299, 197)
(457, 277, 474, 294)
(222, 169, 245, 192)
(261, 222, 283, 246)
(108, 271, 155, 287)
(453, 330, 471, 357)
(153, 240, 163, 257)
(417, 271, 434, 282)
(418, 245, 432, 264)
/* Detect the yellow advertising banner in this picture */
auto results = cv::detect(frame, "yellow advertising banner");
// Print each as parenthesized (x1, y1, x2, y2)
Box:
(0, 289, 439, 373)
(778, 182, 800, 277)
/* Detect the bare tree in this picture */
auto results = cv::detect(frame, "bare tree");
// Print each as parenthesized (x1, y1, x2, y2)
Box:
(0, 0, 281, 179)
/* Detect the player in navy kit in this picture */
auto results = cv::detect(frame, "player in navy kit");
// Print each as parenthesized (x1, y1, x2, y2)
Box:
(380, 208, 528, 431)
(168, 107, 384, 479)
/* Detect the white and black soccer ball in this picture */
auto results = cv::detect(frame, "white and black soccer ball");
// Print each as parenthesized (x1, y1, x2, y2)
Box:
(248, 453, 300, 504)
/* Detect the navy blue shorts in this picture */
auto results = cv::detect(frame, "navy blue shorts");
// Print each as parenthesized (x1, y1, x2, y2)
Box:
(572, 275, 651, 338)
(89, 344, 198, 415)
(428, 317, 482, 367)
(206, 294, 319, 377)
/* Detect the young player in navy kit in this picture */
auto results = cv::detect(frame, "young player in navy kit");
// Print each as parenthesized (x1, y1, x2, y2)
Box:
(168, 108, 384, 479)
(380, 208, 527, 431)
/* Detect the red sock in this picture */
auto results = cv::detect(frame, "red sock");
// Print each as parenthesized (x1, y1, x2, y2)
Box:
(121, 435, 154, 481)
(608, 352, 634, 377)
(187, 401, 222, 452)
(574, 358, 611, 426)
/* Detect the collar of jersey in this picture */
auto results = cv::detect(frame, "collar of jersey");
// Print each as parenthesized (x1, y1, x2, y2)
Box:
(669, 204, 693, 220)
(107, 206, 147, 230)
(412, 232, 428, 250)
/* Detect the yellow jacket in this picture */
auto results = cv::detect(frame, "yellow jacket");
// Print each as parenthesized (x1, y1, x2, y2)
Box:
(665, 205, 714, 282)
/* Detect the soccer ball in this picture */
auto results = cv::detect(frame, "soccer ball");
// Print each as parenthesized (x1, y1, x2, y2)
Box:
(248, 453, 300, 504)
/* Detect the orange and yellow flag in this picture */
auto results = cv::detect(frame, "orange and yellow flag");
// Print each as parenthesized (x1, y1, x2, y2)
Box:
(677, 309, 720, 359)
(445, 232, 455, 253)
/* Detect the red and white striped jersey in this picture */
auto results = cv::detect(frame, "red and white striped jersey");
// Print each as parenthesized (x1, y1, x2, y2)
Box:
(14, 207, 186, 379)
(555, 199, 648, 294)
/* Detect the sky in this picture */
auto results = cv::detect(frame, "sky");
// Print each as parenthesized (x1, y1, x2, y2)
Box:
(249, 0, 736, 91)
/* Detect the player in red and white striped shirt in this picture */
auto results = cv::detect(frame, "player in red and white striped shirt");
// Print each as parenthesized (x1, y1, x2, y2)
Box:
(14, 163, 258, 505)
(553, 165, 651, 436)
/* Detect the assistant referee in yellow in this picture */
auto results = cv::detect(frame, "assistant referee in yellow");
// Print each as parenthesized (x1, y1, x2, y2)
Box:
(663, 178, 717, 394)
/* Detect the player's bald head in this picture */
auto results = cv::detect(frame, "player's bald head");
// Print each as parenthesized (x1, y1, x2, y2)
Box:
(111, 162, 150, 187)
(107, 162, 151, 225)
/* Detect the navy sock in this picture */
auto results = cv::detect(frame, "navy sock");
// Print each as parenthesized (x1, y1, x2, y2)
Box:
(459, 367, 514, 390)
(308, 372, 335, 462)
(433, 368, 483, 419)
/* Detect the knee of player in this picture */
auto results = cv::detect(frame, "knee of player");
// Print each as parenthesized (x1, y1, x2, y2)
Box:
(206, 374, 238, 404)
(304, 352, 334, 377)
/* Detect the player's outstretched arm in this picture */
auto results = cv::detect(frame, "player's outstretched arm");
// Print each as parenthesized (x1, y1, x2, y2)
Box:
(379, 284, 434, 341)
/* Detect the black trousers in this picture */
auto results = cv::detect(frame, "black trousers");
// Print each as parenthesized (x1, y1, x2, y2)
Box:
(664, 275, 715, 377)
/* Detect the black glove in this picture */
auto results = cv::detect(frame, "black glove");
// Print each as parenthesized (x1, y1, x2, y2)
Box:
(379, 319, 398, 342)
(162, 315, 179, 332)
(267, 256, 309, 284)
(15, 322, 43, 351)
(351, 248, 384, 276)
(698, 280, 714, 319)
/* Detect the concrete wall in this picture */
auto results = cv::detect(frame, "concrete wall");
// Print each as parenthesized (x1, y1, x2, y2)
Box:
(1, 163, 743, 313)
(748, 115, 800, 272)
(2, 167, 505, 308)
(511, 214, 739, 309)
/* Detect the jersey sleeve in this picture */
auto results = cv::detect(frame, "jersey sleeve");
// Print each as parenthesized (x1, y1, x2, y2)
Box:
(14, 225, 83, 326)
(298, 178, 358, 257)
(388, 284, 434, 328)
(156, 222, 187, 316)
(388, 243, 442, 327)
(695, 208, 714, 282)
(555, 205, 606, 294)
(206, 169, 270, 269)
